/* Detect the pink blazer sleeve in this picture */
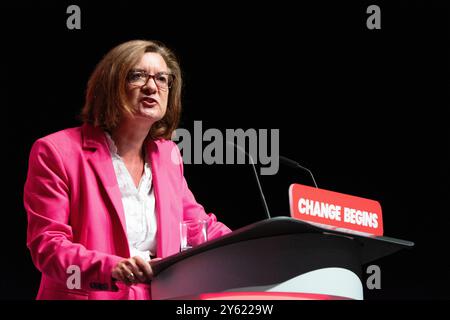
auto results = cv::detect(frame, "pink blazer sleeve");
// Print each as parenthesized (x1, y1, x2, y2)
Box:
(181, 177, 232, 239)
(24, 139, 122, 292)
(172, 141, 232, 239)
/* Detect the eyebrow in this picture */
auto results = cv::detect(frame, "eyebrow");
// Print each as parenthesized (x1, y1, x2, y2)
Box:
(130, 68, 170, 74)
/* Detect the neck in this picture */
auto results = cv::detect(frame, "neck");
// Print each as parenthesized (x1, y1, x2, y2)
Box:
(111, 118, 153, 161)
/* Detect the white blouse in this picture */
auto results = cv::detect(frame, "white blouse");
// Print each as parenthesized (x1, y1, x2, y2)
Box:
(105, 132, 157, 261)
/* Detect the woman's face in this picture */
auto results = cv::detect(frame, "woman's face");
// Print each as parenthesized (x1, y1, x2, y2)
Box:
(125, 52, 170, 124)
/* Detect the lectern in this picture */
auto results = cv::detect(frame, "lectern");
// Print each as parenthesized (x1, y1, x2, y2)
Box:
(151, 217, 413, 300)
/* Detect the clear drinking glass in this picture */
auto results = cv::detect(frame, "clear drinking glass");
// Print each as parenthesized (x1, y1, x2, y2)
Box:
(180, 219, 208, 252)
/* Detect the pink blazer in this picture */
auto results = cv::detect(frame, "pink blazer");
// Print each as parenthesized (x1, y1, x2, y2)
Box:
(24, 124, 231, 300)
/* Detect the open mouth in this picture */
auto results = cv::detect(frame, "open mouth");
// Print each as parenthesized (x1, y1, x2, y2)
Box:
(141, 97, 157, 107)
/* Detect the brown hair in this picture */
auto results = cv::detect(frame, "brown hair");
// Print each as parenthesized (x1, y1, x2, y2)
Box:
(81, 40, 182, 140)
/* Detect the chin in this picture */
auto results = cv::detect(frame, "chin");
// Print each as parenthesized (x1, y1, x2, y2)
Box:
(135, 111, 163, 122)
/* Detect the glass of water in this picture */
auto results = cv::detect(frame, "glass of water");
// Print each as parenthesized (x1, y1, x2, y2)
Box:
(180, 219, 208, 252)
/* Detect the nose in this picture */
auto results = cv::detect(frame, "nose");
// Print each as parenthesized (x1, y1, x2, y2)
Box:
(142, 76, 158, 92)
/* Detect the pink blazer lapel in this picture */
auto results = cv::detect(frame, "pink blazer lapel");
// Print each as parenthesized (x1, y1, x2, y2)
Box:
(81, 124, 129, 253)
(147, 140, 177, 258)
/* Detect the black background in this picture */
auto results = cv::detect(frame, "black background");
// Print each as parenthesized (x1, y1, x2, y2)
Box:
(1, 0, 449, 301)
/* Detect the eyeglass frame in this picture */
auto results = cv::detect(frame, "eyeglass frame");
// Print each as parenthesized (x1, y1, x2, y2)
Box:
(126, 68, 175, 91)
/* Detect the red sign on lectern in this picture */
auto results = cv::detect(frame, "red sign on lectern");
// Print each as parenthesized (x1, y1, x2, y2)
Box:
(289, 184, 383, 237)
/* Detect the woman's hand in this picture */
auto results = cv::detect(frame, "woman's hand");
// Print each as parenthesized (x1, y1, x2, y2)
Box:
(111, 256, 155, 286)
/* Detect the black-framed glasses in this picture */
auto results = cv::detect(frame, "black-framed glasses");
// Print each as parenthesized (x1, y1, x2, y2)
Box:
(127, 69, 174, 91)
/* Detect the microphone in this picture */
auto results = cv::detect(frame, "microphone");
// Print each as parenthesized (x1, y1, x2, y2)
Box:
(226, 141, 271, 219)
(279, 155, 319, 188)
